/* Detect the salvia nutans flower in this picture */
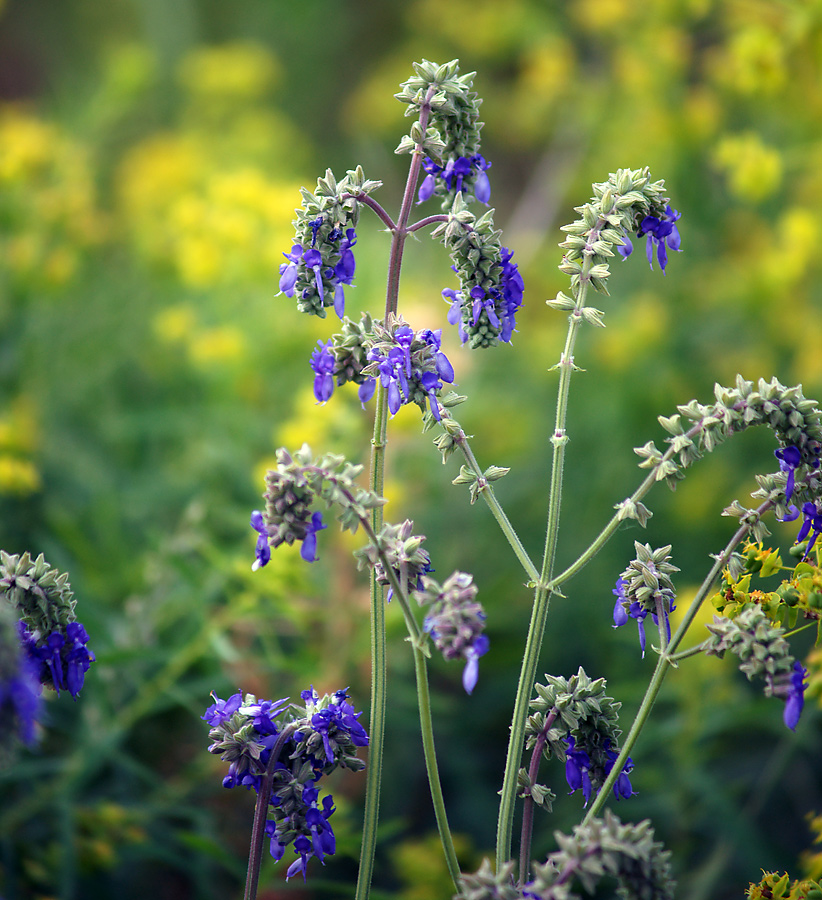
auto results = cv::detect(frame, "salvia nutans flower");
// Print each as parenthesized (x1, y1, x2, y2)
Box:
(431, 193, 525, 349)
(553, 167, 675, 307)
(203, 686, 368, 881)
(278, 167, 381, 319)
(0, 551, 94, 723)
(395, 60, 486, 212)
(704, 605, 808, 730)
(613, 543, 679, 658)
(251, 445, 385, 572)
(617, 204, 682, 273)
(527, 669, 634, 809)
(360, 315, 455, 421)
(354, 519, 433, 604)
(416, 571, 489, 694)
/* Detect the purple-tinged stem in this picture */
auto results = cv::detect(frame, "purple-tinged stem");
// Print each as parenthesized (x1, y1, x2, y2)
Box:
(518, 709, 557, 885)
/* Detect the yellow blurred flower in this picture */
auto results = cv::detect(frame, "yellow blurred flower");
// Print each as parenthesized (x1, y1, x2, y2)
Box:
(711, 23, 787, 96)
(570, 0, 636, 32)
(0, 106, 104, 288)
(187, 325, 246, 368)
(713, 132, 782, 201)
(177, 42, 280, 100)
(153, 304, 197, 343)
(0, 455, 40, 495)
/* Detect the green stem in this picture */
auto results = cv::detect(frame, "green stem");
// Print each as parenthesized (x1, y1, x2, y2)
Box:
(581, 502, 772, 825)
(355, 85, 437, 900)
(414, 645, 462, 890)
(355, 382, 389, 900)
(451, 425, 539, 583)
(496, 255, 594, 875)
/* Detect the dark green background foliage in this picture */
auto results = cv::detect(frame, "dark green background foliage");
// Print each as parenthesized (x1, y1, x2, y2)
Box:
(1, 1, 821, 898)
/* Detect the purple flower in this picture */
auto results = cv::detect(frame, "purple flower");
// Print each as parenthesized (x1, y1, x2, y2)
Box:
(783, 661, 808, 731)
(471, 154, 492, 204)
(250, 510, 271, 571)
(279, 245, 303, 296)
(637, 205, 681, 273)
(417, 157, 442, 204)
(202, 690, 243, 727)
(564, 736, 593, 806)
(332, 229, 357, 318)
(417, 155, 492, 204)
(605, 745, 635, 800)
(617, 229, 633, 260)
(300, 511, 327, 563)
(775, 445, 803, 504)
(365, 323, 455, 421)
(796, 501, 822, 555)
(0, 640, 41, 746)
(310, 340, 336, 404)
(19, 620, 95, 700)
(462, 633, 490, 694)
(612, 577, 676, 658)
(612, 579, 629, 627)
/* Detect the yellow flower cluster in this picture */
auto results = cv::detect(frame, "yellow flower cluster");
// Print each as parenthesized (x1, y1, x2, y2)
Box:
(0, 397, 40, 496)
(116, 43, 305, 290)
(0, 107, 105, 289)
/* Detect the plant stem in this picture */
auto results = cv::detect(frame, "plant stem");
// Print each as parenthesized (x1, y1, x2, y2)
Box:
(451, 424, 539, 583)
(355, 85, 437, 900)
(581, 501, 772, 825)
(518, 710, 557, 884)
(414, 645, 462, 889)
(496, 255, 594, 875)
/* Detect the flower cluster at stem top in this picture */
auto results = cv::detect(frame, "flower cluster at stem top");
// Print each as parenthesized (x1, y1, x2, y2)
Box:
(202, 686, 368, 881)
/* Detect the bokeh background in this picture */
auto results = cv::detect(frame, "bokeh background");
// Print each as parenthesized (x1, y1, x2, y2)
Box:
(1, 1, 822, 898)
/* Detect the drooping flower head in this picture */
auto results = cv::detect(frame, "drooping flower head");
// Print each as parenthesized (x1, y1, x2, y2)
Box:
(417, 571, 489, 694)
(612, 544, 678, 657)
(278, 167, 381, 318)
(1, 551, 94, 701)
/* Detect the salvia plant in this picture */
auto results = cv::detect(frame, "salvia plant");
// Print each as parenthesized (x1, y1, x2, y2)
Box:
(6, 57, 817, 900)
(216, 57, 820, 899)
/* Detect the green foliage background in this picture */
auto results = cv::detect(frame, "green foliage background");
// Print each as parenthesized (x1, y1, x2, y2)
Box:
(1, 1, 821, 898)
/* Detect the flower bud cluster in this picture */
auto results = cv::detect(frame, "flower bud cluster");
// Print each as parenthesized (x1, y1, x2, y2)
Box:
(526, 668, 632, 806)
(613, 543, 679, 657)
(203, 687, 368, 881)
(1, 550, 94, 703)
(395, 59, 488, 210)
(354, 519, 432, 602)
(360, 315, 456, 420)
(526, 811, 675, 900)
(641, 376, 822, 496)
(554, 167, 673, 303)
(431, 195, 524, 348)
(704, 606, 807, 729)
(416, 571, 489, 694)
(278, 166, 381, 319)
(252, 445, 385, 571)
